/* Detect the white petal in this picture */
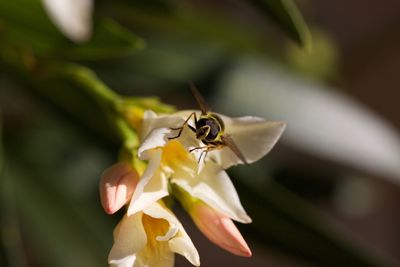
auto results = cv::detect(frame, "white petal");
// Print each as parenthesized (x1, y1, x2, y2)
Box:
(138, 128, 171, 159)
(140, 111, 190, 140)
(169, 228, 200, 266)
(127, 150, 169, 216)
(172, 161, 251, 223)
(137, 254, 174, 267)
(139, 112, 183, 159)
(143, 202, 200, 266)
(140, 110, 161, 140)
(133, 242, 174, 267)
(109, 213, 146, 267)
(42, 0, 93, 43)
(139, 110, 200, 149)
(143, 202, 180, 241)
(209, 115, 286, 168)
(110, 256, 136, 267)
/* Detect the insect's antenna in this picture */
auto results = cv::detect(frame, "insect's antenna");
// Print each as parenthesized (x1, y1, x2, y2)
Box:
(189, 81, 209, 115)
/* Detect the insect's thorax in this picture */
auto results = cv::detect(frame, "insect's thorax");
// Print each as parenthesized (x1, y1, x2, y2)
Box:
(195, 113, 225, 143)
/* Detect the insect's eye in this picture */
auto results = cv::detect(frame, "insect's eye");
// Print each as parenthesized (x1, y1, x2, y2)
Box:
(196, 125, 210, 139)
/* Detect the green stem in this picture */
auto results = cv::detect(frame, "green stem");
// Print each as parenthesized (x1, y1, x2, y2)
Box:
(171, 183, 199, 212)
(0, 42, 142, 151)
(114, 116, 139, 150)
(57, 63, 121, 109)
(53, 63, 139, 147)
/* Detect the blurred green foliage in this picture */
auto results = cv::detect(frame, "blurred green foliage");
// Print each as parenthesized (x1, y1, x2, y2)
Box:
(0, 1, 398, 267)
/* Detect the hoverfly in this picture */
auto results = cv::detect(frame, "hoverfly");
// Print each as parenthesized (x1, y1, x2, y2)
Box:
(169, 83, 248, 164)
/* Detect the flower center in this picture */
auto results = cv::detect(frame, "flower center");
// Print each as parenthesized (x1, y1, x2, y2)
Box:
(161, 140, 195, 169)
(142, 214, 169, 249)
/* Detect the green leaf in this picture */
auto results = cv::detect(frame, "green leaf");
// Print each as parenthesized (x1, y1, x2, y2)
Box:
(104, 4, 276, 56)
(0, 0, 64, 55)
(64, 19, 145, 60)
(0, 0, 144, 60)
(285, 28, 339, 81)
(248, 0, 312, 49)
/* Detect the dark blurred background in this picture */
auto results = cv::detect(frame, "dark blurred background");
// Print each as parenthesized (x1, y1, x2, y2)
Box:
(303, 0, 400, 265)
(1, 0, 400, 267)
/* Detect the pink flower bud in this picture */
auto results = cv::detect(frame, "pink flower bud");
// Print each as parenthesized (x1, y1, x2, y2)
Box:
(99, 162, 138, 214)
(191, 202, 252, 257)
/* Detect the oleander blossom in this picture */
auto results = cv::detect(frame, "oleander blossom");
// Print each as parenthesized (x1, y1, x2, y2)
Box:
(100, 163, 199, 267)
(127, 109, 286, 232)
(104, 109, 285, 266)
(109, 201, 200, 267)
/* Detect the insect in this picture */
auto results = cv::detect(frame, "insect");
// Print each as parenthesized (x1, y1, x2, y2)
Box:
(169, 83, 248, 164)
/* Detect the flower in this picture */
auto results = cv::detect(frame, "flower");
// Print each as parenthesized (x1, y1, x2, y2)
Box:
(191, 201, 252, 257)
(128, 110, 285, 224)
(99, 162, 139, 215)
(175, 186, 252, 257)
(109, 201, 200, 267)
(100, 162, 199, 267)
(42, 0, 93, 42)
(103, 109, 285, 266)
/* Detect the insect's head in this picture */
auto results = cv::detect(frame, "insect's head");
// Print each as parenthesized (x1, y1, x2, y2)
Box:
(196, 125, 211, 140)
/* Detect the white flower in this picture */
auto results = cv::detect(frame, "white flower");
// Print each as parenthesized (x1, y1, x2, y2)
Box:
(109, 201, 200, 267)
(127, 110, 286, 223)
(42, 0, 93, 43)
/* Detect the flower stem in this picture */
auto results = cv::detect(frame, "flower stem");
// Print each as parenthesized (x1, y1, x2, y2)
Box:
(54, 63, 142, 150)
(58, 63, 121, 108)
(114, 116, 139, 150)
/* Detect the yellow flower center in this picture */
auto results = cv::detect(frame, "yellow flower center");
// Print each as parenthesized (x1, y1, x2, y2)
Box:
(142, 214, 169, 248)
(140, 214, 171, 264)
(161, 140, 196, 170)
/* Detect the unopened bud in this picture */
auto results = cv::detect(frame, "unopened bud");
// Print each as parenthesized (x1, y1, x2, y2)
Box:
(190, 201, 252, 257)
(99, 162, 138, 214)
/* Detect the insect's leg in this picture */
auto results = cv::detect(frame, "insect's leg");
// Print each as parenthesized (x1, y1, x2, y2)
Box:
(169, 112, 196, 139)
(187, 112, 197, 133)
(195, 144, 218, 164)
(202, 150, 209, 165)
(170, 112, 197, 130)
(189, 146, 209, 153)
(170, 112, 195, 130)
(187, 145, 208, 163)
(188, 124, 196, 133)
(198, 150, 206, 164)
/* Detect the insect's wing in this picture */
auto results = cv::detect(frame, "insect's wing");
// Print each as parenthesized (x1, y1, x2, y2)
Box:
(221, 135, 248, 164)
(189, 82, 209, 115)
